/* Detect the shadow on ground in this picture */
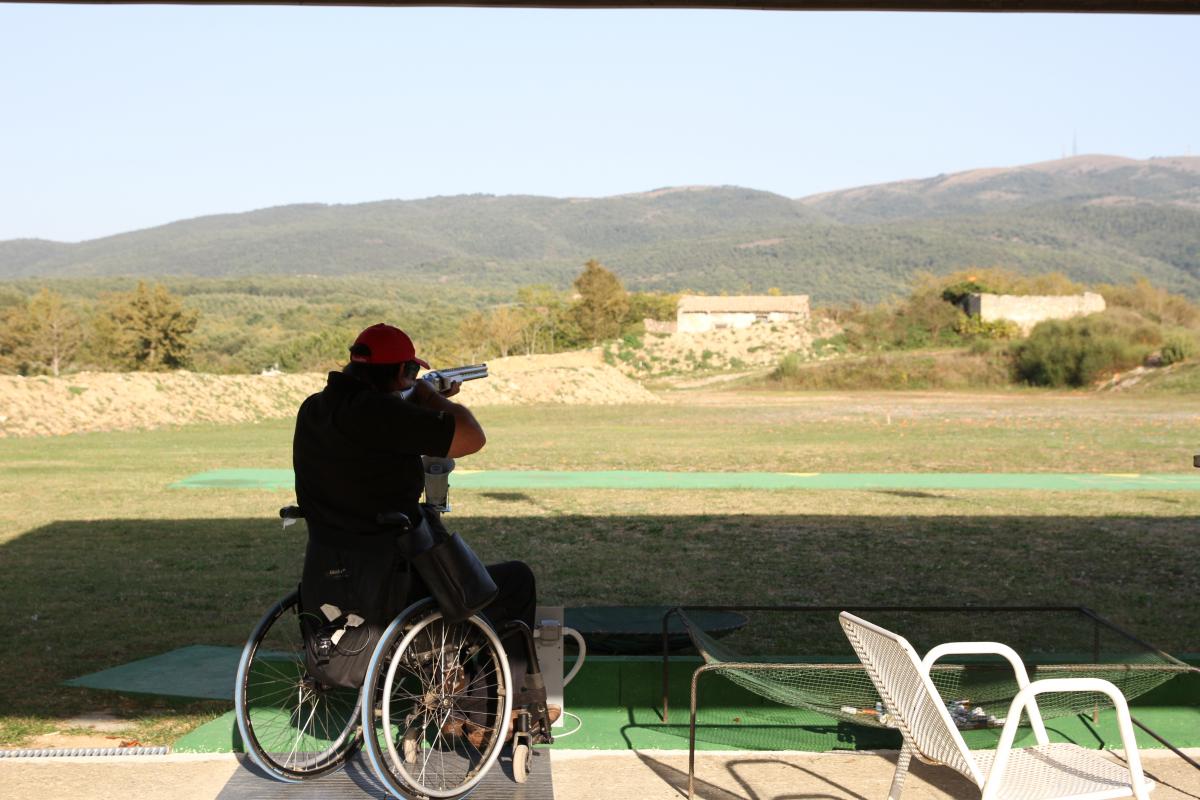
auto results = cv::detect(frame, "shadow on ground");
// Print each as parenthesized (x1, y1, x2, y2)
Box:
(632, 750, 978, 800)
(2, 513, 1196, 723)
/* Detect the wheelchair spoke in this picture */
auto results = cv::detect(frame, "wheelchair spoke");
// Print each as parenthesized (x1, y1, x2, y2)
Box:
(236, 592, 360, 780)
(368, 608, 513, 798)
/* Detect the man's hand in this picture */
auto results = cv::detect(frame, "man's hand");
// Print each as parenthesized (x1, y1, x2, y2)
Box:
(411, 377, 461, 406)
(407, 377, 483, 456)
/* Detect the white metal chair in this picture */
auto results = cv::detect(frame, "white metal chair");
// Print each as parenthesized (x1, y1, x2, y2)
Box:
(839, 612, 1154, 800)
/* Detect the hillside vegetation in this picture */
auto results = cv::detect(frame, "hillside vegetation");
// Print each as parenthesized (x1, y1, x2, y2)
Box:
(0, 262, 677, 375)
(767, 270, 1200, 391)
(3, 155, 1200, 303)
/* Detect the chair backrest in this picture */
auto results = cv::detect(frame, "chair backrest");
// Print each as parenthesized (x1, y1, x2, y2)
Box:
(840, 612, 983, 786)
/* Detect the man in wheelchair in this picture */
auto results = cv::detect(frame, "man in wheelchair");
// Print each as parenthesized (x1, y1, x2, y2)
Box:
(291, 323, 559, 749)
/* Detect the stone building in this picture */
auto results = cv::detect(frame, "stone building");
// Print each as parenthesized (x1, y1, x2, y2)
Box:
(965, 292, 1106, 334)
(676, 295, 810, 334)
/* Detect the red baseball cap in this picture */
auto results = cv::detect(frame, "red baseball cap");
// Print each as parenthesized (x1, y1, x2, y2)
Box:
(349, 323, 430, 368)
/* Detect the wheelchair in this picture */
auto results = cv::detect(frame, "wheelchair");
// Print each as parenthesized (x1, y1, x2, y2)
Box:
(234, 505, 553, 798)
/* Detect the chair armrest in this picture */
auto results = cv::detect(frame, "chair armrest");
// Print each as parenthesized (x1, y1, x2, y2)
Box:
(982, 678, 1148, 800)
(921, 642, 1049, 745)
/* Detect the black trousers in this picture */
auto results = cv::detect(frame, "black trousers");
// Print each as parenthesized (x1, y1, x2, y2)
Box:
(406, 559, 539, 704)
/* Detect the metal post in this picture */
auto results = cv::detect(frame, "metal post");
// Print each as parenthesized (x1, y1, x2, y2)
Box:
(1093, 617, 1102, 724)
(662, 607, 678, 723)
(688, 665, 721, 800)
(1130, 715, 1200, 772)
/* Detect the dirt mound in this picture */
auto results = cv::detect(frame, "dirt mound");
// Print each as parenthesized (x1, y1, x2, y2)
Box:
(0, 351, 658, 438)
(467, 350, 661, 407)
(0, 371, 326, 437)
(611, 319, 824, 381)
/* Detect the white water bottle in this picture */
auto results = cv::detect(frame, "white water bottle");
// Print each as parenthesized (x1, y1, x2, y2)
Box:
(422, 456, 455, 512)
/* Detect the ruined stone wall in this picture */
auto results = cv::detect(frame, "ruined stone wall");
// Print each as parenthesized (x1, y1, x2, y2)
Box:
(677, 308, 808, 334)
(966, 292, 1106, 334)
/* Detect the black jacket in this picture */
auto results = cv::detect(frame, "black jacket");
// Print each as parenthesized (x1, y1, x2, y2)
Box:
(292, 370, 456, 543)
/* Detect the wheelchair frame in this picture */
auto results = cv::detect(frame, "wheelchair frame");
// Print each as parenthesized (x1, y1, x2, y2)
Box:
(234, 564, 553, 798)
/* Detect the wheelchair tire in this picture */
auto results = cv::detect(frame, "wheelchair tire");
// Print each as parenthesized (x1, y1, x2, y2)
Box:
(361, 599, 513, 799)
(511, 741, 531, 784)
(234, 590, 363, 782)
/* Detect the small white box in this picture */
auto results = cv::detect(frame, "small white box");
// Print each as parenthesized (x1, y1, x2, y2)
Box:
(534, 605, 565, 727)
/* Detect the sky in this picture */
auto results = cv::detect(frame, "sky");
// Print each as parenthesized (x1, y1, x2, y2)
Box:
(1, 4, 1197, 242)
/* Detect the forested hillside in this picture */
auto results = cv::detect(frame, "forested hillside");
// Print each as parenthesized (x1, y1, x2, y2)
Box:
(801, 155, 1200, 223)
(2, 156, 1199, 303)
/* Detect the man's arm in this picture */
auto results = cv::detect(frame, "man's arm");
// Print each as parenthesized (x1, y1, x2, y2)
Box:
(411, 380, 486, 457)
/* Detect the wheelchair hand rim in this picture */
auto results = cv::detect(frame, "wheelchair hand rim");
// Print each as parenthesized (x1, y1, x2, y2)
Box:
(361, 601, 513, 799)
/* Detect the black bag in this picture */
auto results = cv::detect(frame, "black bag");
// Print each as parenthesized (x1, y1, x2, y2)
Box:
(299, 532, 410, 690)
(408, 504, 498, 625)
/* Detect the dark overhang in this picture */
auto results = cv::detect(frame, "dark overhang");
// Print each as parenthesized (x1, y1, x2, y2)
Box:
(7, 1, 1200, 14)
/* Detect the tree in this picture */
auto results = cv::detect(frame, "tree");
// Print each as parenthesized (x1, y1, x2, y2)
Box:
(486, 306, 525, 359)
(101, 282, 199, 370)
(454, 311, 493, 364)
(269, 327, 356, 372)
(626, 292, 679, 325)
(0, 289, 83, 376)
(572, 260, 629, 344)
(516, 284, 572, 354)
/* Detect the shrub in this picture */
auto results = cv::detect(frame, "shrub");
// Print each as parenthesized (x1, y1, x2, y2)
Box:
(771, 352, 807, 380)
(1098, 279, 1200, 328)
(812, 334, 849, 355)
(1013, 311, 1161, 387)
(941, 280, 996, 305)
(768, 349, 1010, 390)
(954, 316, 1020, 340)
(938, 268, 1082, 299)
(1160, 334, 1195, 366)
(967, 337, 1006, 356)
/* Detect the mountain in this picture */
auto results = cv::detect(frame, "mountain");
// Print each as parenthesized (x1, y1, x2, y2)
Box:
(801, 155, 1200, 222)
(3, 156, 1199, 304)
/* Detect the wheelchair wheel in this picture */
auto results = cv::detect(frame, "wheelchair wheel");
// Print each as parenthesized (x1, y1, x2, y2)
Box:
(361, 599, 513, 799)
(512, 741, 531, 784)
(234, 590, 362, 781)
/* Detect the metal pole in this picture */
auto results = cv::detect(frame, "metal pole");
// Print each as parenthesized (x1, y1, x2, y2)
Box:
(1130, 715, 1200, 772)
(1093, 617, 1102, 724)
(689, 666, 708, 800)
(1079, 607, 1197, 671)
(662, 606, 680, 723)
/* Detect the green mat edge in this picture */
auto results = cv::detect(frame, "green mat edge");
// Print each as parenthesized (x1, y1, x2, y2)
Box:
(171, 468, 1200, 492)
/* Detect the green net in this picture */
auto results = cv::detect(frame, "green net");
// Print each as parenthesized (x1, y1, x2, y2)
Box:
(677, 607, 1194, 730)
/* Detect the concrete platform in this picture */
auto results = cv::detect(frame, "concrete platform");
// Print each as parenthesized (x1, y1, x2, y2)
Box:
(557, 748, 1200, 800)
(216, 750, 553, 799)
(2, 748, 1197, 800)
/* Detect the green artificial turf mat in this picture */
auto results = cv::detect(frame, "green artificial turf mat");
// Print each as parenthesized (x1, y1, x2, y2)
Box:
(172, 469, 1200, 492)
(65, 644, 238, 701)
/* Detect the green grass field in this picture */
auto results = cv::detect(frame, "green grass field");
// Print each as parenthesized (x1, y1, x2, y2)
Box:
(1, 389, 1198, 747)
